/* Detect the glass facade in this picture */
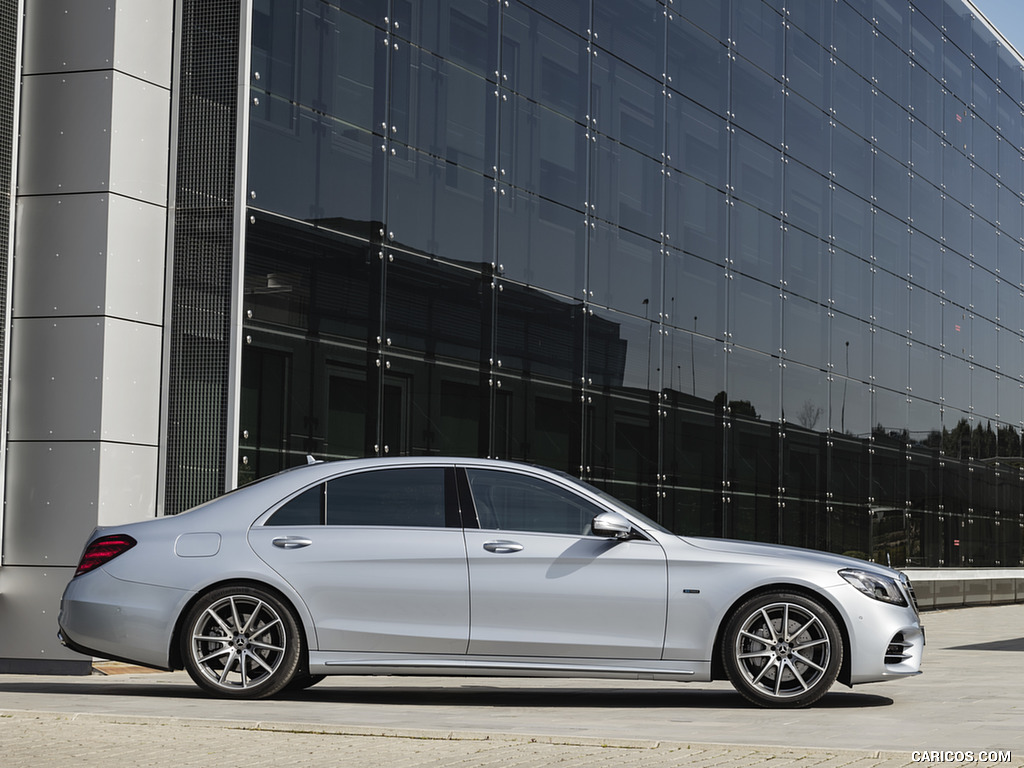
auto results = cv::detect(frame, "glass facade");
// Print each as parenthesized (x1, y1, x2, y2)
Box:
(242, 0, 1024, 567)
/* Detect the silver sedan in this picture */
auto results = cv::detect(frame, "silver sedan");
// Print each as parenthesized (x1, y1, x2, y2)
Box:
(58, 457, 923, 707)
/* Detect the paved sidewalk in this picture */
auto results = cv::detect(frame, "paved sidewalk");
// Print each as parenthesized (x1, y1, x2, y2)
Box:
(0, 710, 992, 768)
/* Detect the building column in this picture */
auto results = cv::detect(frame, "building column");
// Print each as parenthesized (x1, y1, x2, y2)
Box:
(0, 0, 174, 672)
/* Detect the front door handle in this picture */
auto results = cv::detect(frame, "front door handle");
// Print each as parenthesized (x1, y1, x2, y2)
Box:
(272, 536, 313, 549)
(483, 540, 523, 554)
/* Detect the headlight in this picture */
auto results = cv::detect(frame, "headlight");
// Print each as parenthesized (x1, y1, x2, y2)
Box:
(839, 568, 908, 606)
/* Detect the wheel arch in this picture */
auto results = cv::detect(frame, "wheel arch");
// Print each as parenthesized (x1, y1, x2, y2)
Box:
(709, 583, 853, 688)
(167, 578, 314, 673)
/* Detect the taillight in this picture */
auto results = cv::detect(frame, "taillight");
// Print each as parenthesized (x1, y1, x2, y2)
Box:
(74, 534, 137, 577)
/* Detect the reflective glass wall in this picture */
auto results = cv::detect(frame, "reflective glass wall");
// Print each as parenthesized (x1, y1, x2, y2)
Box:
(242, 0, 1024, 566)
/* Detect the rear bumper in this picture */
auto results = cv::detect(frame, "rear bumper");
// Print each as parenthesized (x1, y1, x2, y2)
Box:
(58, 569, 189, 670)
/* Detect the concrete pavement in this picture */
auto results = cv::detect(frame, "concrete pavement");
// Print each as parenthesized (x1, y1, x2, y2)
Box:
(1, 604, 1022, 767)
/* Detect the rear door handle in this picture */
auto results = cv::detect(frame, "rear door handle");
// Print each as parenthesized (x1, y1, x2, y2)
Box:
(272, 536, 313, 549)
(483, 540, 523, 554)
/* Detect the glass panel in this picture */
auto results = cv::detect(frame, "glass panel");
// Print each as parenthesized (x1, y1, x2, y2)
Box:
(731, 129, 781, 216)
(498, 190, 585, 297)
(785, 92, 829, 173)
(267, 484, 324, 526)
(240, 346, 291, 482)
(591, 137, 663, 241)
(909, 342, 937, 411)
(832, 59, 870, 140)
(872, 31, 907, 107)
(831, 186, 872, 260)
(784, 161, 829, 237)
(467, 468, 602, 534)
(910, 174, 942, 242)
(326, 468, 447, 526)
(832, 0, 871, 73)
(873, 265, 907, 332)
(785, 24, 829, 108)
(403, 49, 493, 175)
(667, 16, 729, 118)
(519, 0, 589, 36)
(942, 196, 971, 257)
(783, 294, 828, 368)
(588, 223, 660, 317)
(783, 227, 829, 304)
(586, 307, 658, 393)
(502, 2, 587, 122)
(831, 349, 872, 438)
(783, 361, 827, 433)
(909, 65, 943, 139)
(500, 93, 586, 211)
(388, 145, 492, 260)
(831, 252, 872, 319)
(249, 108, 381, 229)
(593, 0, 664, 76)
(909, 231, 942, 300)
(873, 150, 908, 223)
(909, 283, 942, 350)
(727, 346, 780, 423)
(873, 327, 908, 395)
(730, 202, 781, 285)
(731, 0, 783, 77)
(667, 96, 727, 190)
(831, 122, 871, 201)
(730, 274, 781, 356)
(328, 370, 372, 459)
(731, 56, 783, 149)
(591, 55, 664, 160)
(666, 175, 728, 265)
(874, 209, 908, 279)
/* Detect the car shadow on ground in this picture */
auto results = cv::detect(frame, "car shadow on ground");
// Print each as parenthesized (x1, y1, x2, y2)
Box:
(282, 684, 894, 709)
(0, 677, 892, 710)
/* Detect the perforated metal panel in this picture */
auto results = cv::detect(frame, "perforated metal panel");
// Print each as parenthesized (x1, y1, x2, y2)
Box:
(0, 0, 17, 465)
(164, 0, 242, 514)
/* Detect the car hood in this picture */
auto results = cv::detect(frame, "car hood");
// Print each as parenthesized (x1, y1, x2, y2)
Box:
(680, 535, 902, 579)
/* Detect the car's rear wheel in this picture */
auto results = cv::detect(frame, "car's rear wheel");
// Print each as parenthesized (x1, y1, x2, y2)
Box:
(181, 585, 301, 699)
(722, 591, 842, 708)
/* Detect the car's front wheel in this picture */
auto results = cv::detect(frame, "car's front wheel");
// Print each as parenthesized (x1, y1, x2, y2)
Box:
(181, 585, 301, 699)
(722, 591, 842, 708)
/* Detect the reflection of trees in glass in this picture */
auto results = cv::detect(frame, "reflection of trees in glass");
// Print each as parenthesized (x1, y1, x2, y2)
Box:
(795, 399, 823, 430)
(713, 391, 759, 419)
(940, 419, 1022, 460)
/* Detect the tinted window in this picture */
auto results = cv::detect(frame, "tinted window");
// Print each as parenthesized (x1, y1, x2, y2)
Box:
(467, 469, 603, 535)
(325, 468, 447, 527)
(266, 484, 324, 526)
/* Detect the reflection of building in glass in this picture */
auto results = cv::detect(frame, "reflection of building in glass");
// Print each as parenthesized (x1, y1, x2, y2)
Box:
(236, 0, 1024, 574)
(1, 0, 1024, 671)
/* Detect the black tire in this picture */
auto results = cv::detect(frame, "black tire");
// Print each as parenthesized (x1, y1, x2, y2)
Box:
(181, 585, 302, 699)
(722, 591, 842, 708)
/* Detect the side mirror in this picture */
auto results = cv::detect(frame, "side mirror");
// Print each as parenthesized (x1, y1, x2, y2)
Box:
(591, 511, 633, 540)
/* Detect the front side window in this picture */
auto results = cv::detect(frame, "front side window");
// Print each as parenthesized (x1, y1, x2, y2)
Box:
(466, 469, 603, 535)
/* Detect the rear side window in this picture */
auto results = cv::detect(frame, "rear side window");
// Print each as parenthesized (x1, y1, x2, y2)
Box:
(266, 484, 324, 526)
(326, 467, 447, 527)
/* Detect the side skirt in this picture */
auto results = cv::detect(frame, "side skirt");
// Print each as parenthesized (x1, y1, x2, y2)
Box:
(308, 652, 711, 682)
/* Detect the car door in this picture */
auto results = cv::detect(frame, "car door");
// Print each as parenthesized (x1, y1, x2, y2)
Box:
(462, 467, 668, 659)
(249, 465, 470, 654)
